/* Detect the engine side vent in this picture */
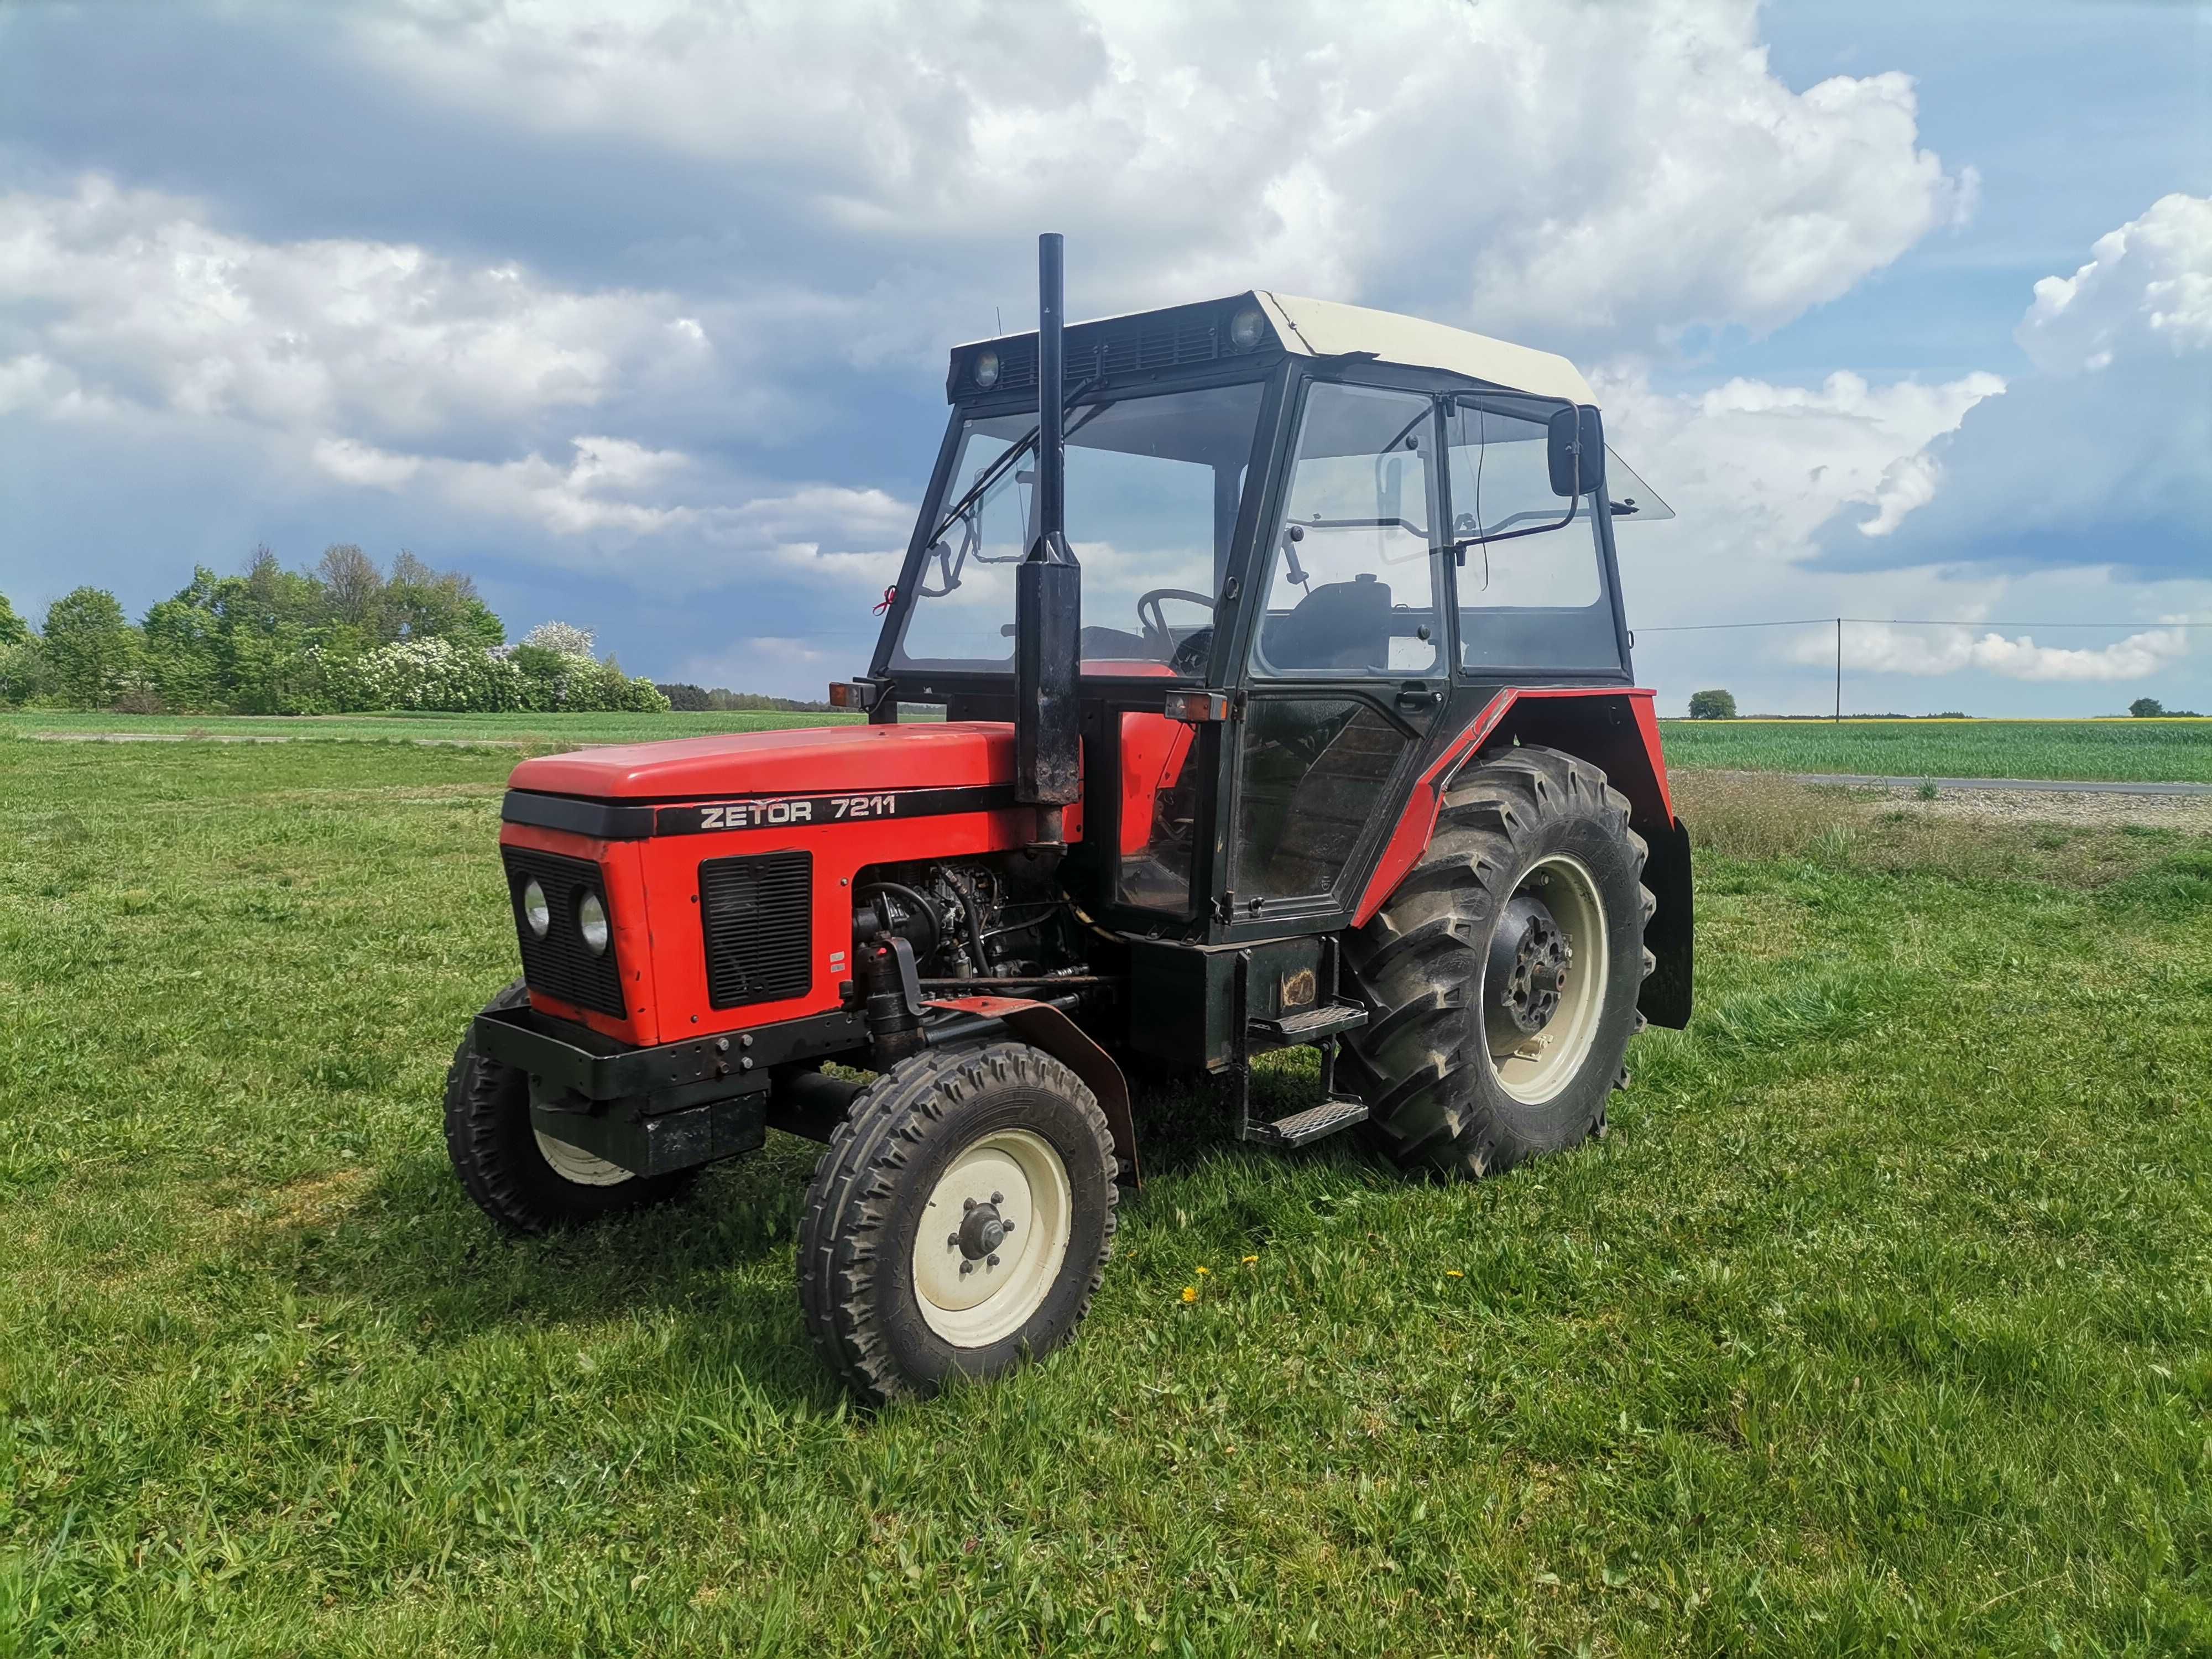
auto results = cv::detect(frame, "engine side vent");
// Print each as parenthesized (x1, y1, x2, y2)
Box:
(700, 851, 813, 1010)
(500, 846, 627, 1018)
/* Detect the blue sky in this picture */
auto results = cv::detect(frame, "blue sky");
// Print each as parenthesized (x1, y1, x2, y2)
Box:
(2, 1, 2205, 714)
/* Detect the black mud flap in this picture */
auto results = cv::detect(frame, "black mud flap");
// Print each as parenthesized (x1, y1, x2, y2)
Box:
(1637, 817, 1694, 1030)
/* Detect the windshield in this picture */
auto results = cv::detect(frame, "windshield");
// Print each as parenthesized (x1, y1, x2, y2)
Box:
(893, 380, 1266, 675)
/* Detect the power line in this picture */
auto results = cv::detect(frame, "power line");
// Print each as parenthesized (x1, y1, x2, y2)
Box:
(1639, 617, 2211, 633)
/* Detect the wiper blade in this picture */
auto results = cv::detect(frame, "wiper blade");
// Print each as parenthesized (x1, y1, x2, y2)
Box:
(929, 375, 1104, 545)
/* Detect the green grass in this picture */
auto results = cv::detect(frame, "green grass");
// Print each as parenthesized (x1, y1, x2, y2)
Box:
(1, 748, 2207, 1654)
(1659, 717, 2212, 783)
(0, 708, 863, 745)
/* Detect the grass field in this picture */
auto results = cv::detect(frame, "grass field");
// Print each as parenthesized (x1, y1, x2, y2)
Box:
(0, 708, 866, 746)
(1658, 718, 2212, 783)
(2, 740, 2209, 1654)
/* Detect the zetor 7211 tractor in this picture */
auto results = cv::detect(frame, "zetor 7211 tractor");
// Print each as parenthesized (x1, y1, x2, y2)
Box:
(445, 236, 1692, 1403)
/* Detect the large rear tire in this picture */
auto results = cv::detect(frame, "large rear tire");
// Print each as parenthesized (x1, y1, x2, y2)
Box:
(1341, 746, 1653, 1179)
(442, 980, 696, 1232)
(797, 1042, 1119, 1405)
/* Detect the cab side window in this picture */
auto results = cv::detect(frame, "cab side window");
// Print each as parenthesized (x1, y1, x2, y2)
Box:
(1249, 384, 1441, 679)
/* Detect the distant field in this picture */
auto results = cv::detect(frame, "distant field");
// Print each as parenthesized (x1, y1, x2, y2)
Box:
(1660, 718, 2212, 783)
(0, 708, 862, 746)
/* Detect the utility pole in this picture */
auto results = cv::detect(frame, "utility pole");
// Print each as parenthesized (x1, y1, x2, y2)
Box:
(1834, 617, 1843, 723)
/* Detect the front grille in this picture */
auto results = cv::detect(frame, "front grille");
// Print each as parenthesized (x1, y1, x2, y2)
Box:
(700, 851, 812, 1009)
(501, 847, 627, 1018)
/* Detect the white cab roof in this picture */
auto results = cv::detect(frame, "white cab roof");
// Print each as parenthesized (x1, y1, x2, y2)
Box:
(1256, 292, 1595, 407)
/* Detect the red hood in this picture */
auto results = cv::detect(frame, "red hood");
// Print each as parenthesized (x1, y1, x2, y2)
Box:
(508, 720, 1018, 801)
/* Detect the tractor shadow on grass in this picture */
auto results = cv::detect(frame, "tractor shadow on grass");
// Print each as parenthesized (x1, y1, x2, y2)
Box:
(263, 1051, 1378, 1410)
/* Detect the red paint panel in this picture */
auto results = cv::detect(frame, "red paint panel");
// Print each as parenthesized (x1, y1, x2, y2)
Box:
(500, 821, 661, 1045)
(1117, 712, 1194, 857)
(509, 719, 1020, 801)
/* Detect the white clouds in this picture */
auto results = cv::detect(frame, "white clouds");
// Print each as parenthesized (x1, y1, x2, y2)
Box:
(352, 0, 1970, 352)
(1815, 193, 2212, 576)
(0, 176, 715, 446)
(1786, 622, 2193, 684)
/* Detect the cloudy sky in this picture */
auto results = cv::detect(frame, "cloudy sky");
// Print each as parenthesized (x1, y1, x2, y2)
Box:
(2, 0, 2206, 713)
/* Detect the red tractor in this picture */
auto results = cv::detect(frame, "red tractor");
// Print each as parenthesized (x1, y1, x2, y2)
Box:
(446, 237, 1692, 1402)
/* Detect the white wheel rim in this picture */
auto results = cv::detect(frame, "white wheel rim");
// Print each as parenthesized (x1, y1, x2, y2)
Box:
(911, 1128, 1072, 1348)
(534, 1128, 635, 1187)
(1486, 853, 1610, 1105)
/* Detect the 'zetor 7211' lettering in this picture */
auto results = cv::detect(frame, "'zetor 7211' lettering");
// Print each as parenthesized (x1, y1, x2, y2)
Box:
(443, 237, 1694, 1406)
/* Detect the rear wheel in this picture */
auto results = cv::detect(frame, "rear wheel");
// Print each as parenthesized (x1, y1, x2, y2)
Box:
(1342, 746, 1653, 1178)
(798, 1042, 1119, 1404)
(443, 980, 695, 1232)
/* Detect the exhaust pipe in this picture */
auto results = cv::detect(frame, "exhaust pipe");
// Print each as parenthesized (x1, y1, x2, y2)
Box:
(1014, 232, 1081, 843)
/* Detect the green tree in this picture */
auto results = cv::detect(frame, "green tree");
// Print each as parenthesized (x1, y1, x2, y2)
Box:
(317, 544, 385, 631)
(0, 590, 29, 648)
(383, 551, 505, 649)
(2128, 697, 2166, 718)
(1687, 688, 1737, 720)
(43, 587, 139, 709)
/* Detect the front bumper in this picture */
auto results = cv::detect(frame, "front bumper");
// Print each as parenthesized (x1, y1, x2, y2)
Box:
(474, 1002, 867, 1177)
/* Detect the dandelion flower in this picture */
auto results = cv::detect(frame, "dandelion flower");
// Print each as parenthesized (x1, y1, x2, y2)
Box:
(1445, 1270, 1464, 1279)
(1181, 1286, 1198, 1303)
(1195, 1265, 1211, 1276)
(1241, 1255, 1259, 1265)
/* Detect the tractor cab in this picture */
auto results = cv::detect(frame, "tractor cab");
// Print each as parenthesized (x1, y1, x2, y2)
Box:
(445, 238, 1692, 1405)
(855, 288, 1674, 952)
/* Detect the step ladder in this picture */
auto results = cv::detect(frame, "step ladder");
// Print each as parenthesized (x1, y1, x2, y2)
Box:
(1232, 940, 1371, 1150)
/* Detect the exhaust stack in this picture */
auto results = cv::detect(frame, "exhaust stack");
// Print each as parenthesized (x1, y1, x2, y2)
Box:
(1013, 232, 1081, 839)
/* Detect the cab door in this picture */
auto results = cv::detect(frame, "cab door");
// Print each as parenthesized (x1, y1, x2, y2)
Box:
(1224, 381, 1448, 926)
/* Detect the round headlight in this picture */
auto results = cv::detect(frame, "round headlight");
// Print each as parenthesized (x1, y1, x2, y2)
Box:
(1228, 306, 1267, 351)
(973, 348, 1001, 389)
(521, 878, 550, 938)
(577, 890, 610, 956)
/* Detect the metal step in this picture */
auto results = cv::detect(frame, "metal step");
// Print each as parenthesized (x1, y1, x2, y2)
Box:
(1247, 999, 1367, 1048)
(1246, 1096, 1370, 1149)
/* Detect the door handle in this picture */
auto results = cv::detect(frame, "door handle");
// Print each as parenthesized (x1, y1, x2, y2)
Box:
(1395, 686, 1442, 711)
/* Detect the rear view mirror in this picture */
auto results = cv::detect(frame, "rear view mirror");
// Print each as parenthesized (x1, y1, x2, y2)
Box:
(1547, 406, 1604, 498)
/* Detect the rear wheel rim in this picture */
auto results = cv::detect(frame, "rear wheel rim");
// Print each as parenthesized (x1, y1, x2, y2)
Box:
(534, 1129, 634, 1187)
(911, 1128, 1072, 1347)
(1485, 853, 1609, 1105)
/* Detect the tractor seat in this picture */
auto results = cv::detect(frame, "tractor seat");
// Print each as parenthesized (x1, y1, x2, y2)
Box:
(1260, 572, 1392, 672)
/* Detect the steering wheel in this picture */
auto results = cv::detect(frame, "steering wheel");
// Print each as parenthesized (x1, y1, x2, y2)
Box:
(1136, 588, 1216, 655)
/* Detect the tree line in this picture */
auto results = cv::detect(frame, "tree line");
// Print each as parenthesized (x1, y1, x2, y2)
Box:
(0, 546, 667, 715)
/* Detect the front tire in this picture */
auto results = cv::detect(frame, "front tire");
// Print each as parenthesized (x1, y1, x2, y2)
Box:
(1342, 745, 1653, 1179)
(797, 1042, 1119, 1404)
(442, 980, 695, 1232)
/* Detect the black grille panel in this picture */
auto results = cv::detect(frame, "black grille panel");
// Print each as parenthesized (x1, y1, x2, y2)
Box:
(501, 847, 627, 1018)
(700, 851, 812, 1010)
(954, 299, 1260, 397)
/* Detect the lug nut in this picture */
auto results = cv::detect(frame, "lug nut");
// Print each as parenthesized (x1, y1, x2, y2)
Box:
(990, 1191, 1003, 1204)
(1001, 1219, 1016, 1234)
(963, 1197, 975, 1212)
(986, 1254, 999, 1268)
(960, 1261, 974, 1276)
(948, 1233, 960, 1249)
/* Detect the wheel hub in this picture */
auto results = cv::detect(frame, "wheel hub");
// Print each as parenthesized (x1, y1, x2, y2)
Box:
(1485, 890, 1573, 1047)
(954, 1193, 1013, 1260)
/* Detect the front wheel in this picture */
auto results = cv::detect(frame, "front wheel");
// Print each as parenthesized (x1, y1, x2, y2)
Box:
(442, 980, 695, 1232)
(797, 1042, 1119, 1404)
(1342, 745, 1654, 1179)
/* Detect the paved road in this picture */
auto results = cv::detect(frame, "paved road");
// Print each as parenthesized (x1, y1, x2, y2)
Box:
(1786, 772, 2212, 797)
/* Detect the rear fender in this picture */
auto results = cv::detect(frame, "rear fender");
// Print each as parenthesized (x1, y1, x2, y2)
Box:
(1354, 687, 1692, 1029)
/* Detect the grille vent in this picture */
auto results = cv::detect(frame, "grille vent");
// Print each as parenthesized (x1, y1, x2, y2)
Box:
(961, 301, 1248, 396)
(700, 851, 813, 1010)
(500, 846, 627, 1018)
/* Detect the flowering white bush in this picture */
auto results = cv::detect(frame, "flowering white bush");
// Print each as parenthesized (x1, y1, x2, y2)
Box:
(519, 620, 597, 658)
(317, 636, 528, 712)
